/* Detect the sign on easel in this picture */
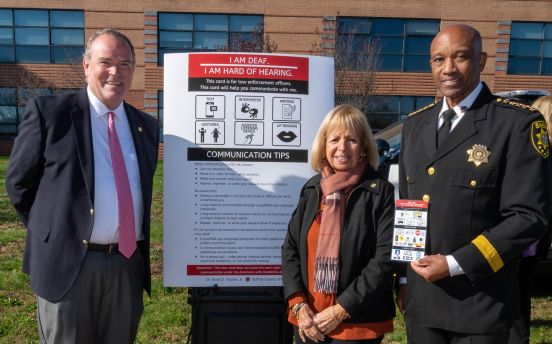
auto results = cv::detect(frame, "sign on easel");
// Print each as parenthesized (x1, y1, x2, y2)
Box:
(163, 52, 334, 287)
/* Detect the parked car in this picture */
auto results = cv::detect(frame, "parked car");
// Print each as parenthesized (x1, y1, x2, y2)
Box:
(374, 89, 552, 275)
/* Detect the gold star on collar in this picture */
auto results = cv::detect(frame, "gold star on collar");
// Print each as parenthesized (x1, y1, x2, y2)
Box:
(467, 144, 491, 167)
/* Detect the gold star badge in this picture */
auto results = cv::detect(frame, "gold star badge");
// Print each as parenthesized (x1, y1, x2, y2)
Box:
(467, 144, 491, 167)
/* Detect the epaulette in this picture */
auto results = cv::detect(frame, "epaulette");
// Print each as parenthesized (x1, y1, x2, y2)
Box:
(408, 101, 438, 117)
(495, 97, 538, 112)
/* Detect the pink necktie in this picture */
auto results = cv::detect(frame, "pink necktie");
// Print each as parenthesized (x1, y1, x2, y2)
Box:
(107, 112, 136, 258)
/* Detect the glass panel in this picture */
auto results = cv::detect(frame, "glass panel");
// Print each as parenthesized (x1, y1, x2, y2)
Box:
(415, 97, 435, 109)
(337, 34, 370, 54)
(158, 13, 193, 31)
(399, 97, 415, 114)
(51, 29, 83, 45)
(379, 54, 402, 71)
(50, 11, 84, 28)
(542, 58, 552, 75)
(509, 39, 542, 57)
(404, 55, 431, 72)
(508, 57, 541, 74)
(15, 28, 49, 45)
(0, 88, 16, 105)
(230, 15, 262, 32)
(0, 9, 12, 26)
(366, 112, 400, 131)
(194, 31, 228, 50)
(159, 31, 192, 49)
(51, 46, 84, 63)
(18, 88, 51, 101)
(16, 46, 50, 63)
(370, 97, 391, 113)
(0, 105, 17, 122)
(0, 46, 14, 62)
(543, 41, 552, 58)
(372, 19, 404, 36)
(195, 14, 228, 31)
(15, 10, 48, 27)
(0, 27, 13, 44)
(406, 20, 439, 35)
(229, 32, 262, 52)
(546, 24, 552, 39)
(338, 18, 371, 34)
(511, 22, 544, 39)
(378, 36, 403, 54)
(405, 36, 432, 54)
(0, 123, 16, 133)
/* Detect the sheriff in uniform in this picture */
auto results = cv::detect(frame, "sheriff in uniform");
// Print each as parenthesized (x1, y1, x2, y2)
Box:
(397, 24, 551, 344)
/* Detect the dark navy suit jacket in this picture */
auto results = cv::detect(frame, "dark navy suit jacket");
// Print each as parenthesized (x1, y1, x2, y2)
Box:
(6, 88, 159, 302)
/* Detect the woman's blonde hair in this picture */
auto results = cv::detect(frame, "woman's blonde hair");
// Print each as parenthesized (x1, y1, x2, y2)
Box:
(311, 104, 379, 172)
(532, 96, 552, 140)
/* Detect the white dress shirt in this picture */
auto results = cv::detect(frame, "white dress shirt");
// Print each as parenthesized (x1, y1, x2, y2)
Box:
(437, 81, 483, 131)
(88, 86, 144, 244)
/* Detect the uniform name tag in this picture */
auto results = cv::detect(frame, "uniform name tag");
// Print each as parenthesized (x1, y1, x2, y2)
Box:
(391, 199, 428, 262)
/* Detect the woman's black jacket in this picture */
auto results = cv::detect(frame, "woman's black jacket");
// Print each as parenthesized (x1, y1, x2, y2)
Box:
(281, 166, 396, 323)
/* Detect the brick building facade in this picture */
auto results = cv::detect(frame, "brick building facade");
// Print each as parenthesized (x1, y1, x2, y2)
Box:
(0, 0, 551, 155)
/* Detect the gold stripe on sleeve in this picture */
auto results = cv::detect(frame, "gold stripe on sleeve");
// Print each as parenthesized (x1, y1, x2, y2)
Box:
(472, 235, 504, 272)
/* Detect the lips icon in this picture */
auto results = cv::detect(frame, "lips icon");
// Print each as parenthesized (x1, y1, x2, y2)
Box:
(277, 131, 297, 142)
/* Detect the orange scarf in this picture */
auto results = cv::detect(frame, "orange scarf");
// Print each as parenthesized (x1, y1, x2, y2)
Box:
(315, 160, 365, 293)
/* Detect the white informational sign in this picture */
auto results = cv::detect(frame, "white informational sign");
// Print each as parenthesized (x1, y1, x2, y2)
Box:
(391, 200, 428, 262)
(164, 53, 334, 287)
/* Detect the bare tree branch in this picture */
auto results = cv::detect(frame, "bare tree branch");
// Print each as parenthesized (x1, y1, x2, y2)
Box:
(311, 25, 381, 113)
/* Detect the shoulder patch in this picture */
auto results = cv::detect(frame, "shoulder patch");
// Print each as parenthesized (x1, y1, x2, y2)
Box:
(408, 101, 438, 117)
(496, 97, 538, 112)
(531, 120, 550, 158)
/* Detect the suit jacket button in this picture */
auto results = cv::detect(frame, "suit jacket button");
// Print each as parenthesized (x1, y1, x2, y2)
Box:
(422, 194, 430, 202)
(90, 208, 94, 215)
(138, 126, 143, 133)
(427, 167, 435, 175)
(470, 180, 477, 187)
(82, 239, 89, 245)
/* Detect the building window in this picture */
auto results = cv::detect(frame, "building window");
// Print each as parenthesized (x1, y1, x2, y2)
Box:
(0, 9, 84, 64)
(508, 22, 552, 75)
(367, 95, 435, 131)
(158, 13, 264, 64)
(158, 91, 163, 142)
(337, 18, 439, 72)
(0, 88, 77, 136)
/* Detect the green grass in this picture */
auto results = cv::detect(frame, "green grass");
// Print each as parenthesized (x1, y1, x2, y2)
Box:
(1, 155, 551, 344)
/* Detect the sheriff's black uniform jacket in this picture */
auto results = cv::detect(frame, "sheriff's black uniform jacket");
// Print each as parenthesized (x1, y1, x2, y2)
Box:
(398, 83, 551, 333)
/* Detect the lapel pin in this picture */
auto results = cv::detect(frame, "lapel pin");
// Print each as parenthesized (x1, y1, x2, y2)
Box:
(467, 144, 491, 166)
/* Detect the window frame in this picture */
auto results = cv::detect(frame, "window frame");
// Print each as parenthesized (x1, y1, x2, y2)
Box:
(0, 8, 84, 64)
(336, 17, 439, 72)
(508, 21, 552, 75)
(157, 12, 264, 65)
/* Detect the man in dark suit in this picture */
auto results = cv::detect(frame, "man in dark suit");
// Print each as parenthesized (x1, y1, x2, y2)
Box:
(397, 24, 550, 343)
(6, 29, 159, 343)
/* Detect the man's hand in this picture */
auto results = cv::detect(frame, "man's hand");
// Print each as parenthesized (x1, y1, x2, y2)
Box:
(410, 254, 450, 282)
(395, 284, 407, 315)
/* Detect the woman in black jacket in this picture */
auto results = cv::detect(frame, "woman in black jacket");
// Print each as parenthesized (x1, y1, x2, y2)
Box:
(282, 105, 396, 344)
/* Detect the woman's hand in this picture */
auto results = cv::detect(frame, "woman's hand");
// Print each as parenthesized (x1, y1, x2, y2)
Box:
(312, 304, 348, 335)
(297, 304, 325, 342)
